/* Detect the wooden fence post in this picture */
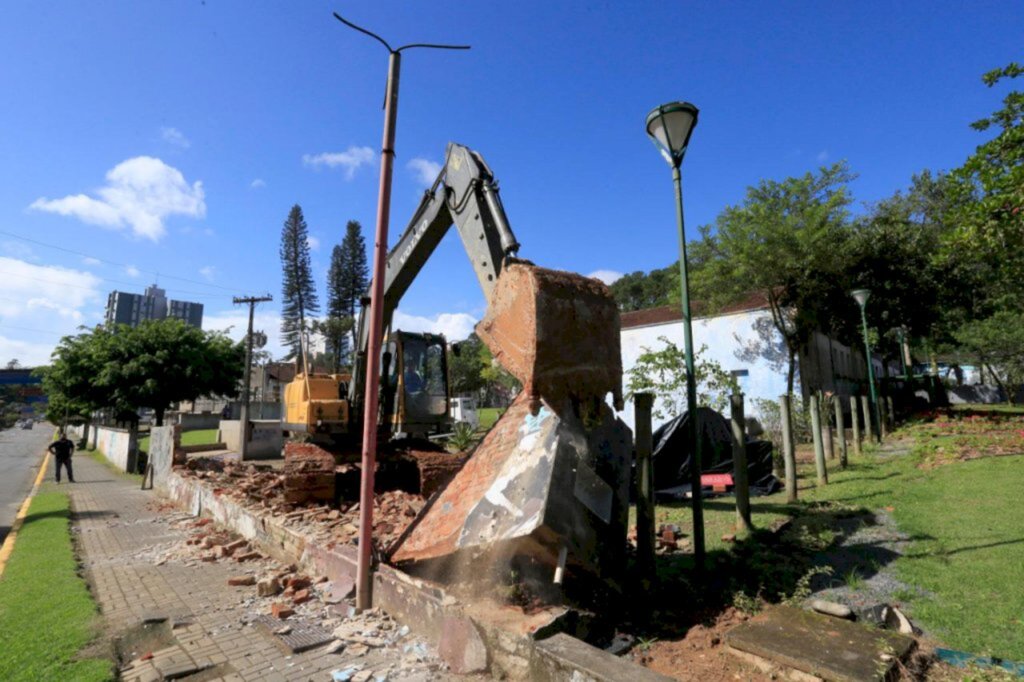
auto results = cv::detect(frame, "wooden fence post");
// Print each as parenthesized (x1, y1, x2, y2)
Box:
(730, 393, 753, 533)
(634, 393, 656, 587)
(780, 394, 798, 503)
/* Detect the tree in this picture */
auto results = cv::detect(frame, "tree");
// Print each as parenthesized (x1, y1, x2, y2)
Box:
(839, 171, 961, 363)
(625, 338, 738, 420)
(954, 310, 1024, 404)
(947, 63, 1024, 306)
(449, 334, 486, 396)
(280, 204, 319, 369)
(40, 327, 122, 439)
(312, 316, 354, 374)
(691, 162, 857, 392)
(609, 266, 678, 312)
(336, 220, 368, 319)
(5, 358, 21, 370)
(105, 320, 245, 425)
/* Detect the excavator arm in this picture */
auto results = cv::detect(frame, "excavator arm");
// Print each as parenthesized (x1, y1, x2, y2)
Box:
(349, 142, 521, 405)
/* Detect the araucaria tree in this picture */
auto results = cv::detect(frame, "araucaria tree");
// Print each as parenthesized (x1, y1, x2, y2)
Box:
(280, 204, 320, 369)
(321, 220, 367, 372)
(336, 220, 368, 319)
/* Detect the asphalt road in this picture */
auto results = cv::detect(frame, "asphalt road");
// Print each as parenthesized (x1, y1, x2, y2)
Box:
(0, 424, 52, 545)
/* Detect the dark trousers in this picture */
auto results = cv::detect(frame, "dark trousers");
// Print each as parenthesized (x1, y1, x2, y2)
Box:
(55, 456, 74, 483)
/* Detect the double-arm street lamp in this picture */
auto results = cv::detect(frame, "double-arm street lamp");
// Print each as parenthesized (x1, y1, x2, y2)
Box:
(645, 101, 705, 568)
(851, 288, 882, 443)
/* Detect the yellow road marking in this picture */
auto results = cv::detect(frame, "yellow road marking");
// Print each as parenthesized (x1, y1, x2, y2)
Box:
(0, 448, 51, 578)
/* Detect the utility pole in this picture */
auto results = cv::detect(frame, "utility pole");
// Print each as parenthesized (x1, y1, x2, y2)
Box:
(233, 295, 272, 460)
(333, 12, 468, 613)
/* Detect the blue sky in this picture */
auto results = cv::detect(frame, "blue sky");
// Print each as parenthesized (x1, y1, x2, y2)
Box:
(1, 1, 1020, 364)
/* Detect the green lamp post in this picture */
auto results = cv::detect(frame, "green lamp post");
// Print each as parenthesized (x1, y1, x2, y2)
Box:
(851, 288, 882, 443)
(645, 101, 705, 568)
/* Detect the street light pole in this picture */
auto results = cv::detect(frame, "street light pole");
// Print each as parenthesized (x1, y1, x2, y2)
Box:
(333, 12, 468, 613)
(671, 164, 705, 568)
(646, 101, 705, 569)
(852, 290, 882, 443)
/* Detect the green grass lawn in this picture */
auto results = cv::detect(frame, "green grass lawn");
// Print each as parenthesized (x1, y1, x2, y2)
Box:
(0, 491, 112, 681)
(651, 430, 1024, 660)
(138, 427, 220, 453)
(477, 407, 505, 431)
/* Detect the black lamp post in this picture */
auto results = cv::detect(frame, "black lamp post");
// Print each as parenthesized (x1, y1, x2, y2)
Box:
(645, 101, 705, 568)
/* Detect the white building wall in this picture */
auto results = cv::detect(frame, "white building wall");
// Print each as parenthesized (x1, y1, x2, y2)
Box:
(617, 308, 796, 433)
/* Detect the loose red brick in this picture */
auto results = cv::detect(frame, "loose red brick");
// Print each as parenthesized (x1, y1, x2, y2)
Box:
(271, 603, 294, 619)
(228, 575, 256, 586)
(292, 588, 311, 604)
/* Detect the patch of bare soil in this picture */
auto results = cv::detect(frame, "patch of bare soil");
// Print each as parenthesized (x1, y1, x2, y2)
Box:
(631, 608, 772, 681)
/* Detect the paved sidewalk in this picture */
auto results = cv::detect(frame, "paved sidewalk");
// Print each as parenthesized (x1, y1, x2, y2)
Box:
(67, 454, 457, 682)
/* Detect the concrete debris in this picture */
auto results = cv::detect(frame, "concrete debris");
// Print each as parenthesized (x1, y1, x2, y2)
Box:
(257, 578, 282, 597)
(809, 599, 854, 619)
(176, 457, 426, 554)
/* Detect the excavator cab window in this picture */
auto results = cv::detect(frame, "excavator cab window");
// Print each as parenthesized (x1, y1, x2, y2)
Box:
(400, 335, 448, 422)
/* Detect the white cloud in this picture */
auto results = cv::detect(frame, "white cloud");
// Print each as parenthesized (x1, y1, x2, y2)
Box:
(306, 236, 320, 251)
(26, 297, 82, 321)
(0, 256, 101, 319)
(302, 146, 374, 180)
(587, 269, 624, 285)
(407, 158, 442, 187)
(161, 126, 191, 149)
(30, 156, 206, 241)
(125, 265, 141, 277)
(199, 265, 216, 281)
(0, 257, 103, 366)
(392, 310, 478, 342)
(816, 150, 829, 162)
(82, 256, 102, 266)
(250, 178, 266, 189)
(0, 335, 56, 368)
(1, 241, 36, 261)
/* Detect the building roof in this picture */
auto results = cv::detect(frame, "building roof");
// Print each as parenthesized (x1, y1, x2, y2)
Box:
(620, 291, 771, 330)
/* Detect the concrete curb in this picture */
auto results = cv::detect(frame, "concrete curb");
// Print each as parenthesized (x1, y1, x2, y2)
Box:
(0, 449, 51, 578)
(160, 470, 674, 681)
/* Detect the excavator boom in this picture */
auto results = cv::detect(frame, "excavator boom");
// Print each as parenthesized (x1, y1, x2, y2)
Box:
(357, 142, 631, 590)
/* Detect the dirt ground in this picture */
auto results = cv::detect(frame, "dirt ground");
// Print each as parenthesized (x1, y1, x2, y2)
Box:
(630, 608, 774, 681)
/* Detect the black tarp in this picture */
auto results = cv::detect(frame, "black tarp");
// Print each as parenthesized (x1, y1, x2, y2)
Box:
(647, 407, 780, 499)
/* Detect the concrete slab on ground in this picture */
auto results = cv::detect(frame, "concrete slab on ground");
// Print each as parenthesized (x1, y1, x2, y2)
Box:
(725, 605, 914, 682)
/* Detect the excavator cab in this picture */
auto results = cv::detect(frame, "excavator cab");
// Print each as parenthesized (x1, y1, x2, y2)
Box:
(381, 331, 450, 438)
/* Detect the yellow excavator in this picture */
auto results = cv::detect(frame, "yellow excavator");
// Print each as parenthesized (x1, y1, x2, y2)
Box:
(282, 330, 449, 441)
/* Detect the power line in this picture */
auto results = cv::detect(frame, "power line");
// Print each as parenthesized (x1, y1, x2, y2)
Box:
(0, 228, 248, 294)
(0, 324, 67, 337)
(0, 269, 236, 302)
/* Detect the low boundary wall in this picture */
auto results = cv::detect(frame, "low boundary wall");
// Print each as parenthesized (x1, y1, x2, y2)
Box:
(68, 424, 138, 472)
(160, 471, 671, 681)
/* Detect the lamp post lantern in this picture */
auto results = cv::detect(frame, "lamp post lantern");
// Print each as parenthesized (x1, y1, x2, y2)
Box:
(851, 288, 882, 443)
(645, 101, 705, 568)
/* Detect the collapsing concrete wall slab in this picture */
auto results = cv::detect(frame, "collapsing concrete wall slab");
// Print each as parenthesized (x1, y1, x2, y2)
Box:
(390, 392, 631, 592)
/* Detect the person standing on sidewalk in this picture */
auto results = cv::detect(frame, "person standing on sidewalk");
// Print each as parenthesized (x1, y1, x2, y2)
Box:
(48, 432, 75, 483)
